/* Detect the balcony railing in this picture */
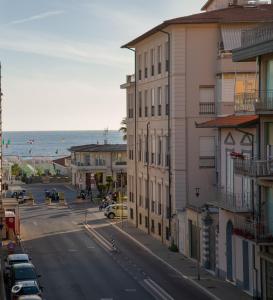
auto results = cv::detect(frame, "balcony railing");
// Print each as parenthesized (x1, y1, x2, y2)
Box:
(242, 25, 273, 48)
(234, 158, 273, 177)
(199, 102, 215, 115)
(235, 90, 273, 113)
(234, 92, 256, 113)
(255, 90, 273, 111)
(71, 160, 91, 167)
(233, 216, 273, 244)
(114, 161, 127, 166)
(210, 190, 252, 213)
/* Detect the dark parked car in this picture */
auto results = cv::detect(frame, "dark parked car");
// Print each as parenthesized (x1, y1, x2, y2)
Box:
(11, 280, 42, 300)
(9, 263, 40, 288)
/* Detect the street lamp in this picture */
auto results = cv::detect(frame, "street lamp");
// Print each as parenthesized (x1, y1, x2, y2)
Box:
(195, 187, 201, 281)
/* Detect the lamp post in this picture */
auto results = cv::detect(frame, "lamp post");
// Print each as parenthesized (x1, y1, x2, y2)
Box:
(195, 187, 201, 281)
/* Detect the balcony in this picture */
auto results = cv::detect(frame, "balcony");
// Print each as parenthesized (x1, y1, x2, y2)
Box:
(71, 160, 92, 171)
(255, 90, 273, 112)
(209, 190, 252, 213)
(112, 161, 127, 170)
(234, 92, 256, 113)
(233, 216, 273, 244)
(199, 102, 215, 115)
(234, 158, 273, 177)
(235, 90, 273, 113)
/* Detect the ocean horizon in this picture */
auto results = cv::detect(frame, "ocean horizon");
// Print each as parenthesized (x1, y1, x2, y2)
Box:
(2, 130, 125, 159)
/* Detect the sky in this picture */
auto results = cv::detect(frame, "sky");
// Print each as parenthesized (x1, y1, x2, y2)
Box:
(0, 0, 205, 131)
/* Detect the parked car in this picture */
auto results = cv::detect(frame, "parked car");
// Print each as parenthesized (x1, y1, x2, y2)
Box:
(104, 203, 128, 219)
(18, 296, 42, 300)
(4, 254, 30, 281)
(9, 263, 40, 288)
(11, 280, 42, 300)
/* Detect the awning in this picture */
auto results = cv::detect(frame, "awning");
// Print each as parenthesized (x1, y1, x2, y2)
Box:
(196, 114, 258, 128)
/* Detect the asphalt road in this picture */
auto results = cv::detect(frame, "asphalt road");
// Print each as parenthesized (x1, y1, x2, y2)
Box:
(17, 183, 213, 300)
(20, 205, 154, 300)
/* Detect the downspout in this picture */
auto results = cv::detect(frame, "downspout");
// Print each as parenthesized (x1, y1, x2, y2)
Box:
(158, 29, 172, 241)
(147, 122, 150, 234)
(125, 47, 138, 228)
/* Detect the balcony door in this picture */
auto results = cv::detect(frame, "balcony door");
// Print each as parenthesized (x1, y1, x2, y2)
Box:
(267, 59, 273, 91)
(226, 150, 234, 194)
(266, 187, 273, 236)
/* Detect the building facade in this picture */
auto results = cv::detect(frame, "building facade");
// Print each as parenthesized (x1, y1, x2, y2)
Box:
(121, 0, 273, 251)
(69, 144, 127, 191)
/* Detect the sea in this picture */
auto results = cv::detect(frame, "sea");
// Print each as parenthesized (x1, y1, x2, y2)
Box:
(2, 131, 125, 160)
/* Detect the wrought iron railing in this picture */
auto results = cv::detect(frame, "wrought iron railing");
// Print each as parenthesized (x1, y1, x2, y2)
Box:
(211, 190, 252, 213)
(234, 158, 273, 177)
(234, 92, 256, 113)
(233, 216, 273, 244)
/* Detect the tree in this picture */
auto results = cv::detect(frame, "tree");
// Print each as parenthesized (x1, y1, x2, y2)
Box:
(105, 175, 113, 194)
(11, 163, 22, 177)
(119, 117, 127, 141)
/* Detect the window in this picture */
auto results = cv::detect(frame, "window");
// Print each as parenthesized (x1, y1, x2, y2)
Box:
(139, 213, 142, 225)
(139, 178, 142, 206)
(138, 136, 142, 161)
(145, 180, 149, 209)
(144, 52, 148, 78)
(151, 181, 154, 212)
(95, 154, 105, 166)
(157, 87, 162, 116)
(165, 41, 169, 72)
(128, 93, 134, 118)
(138, 91, 142, 118)
(151, 135, 155, 164)
(199, 87, 215, 115)
(151, 219, 155, 233)
(128, 135, 134, 160)
(138, 54, 142, 80)
(157, 137, 162, 165)
(150, 48, 155, 76)
(199, 136, 215, 168)
(145, 216, 148, 228)
(158, 183, 162, 215)
(165, 136, 170, 167)
(130, 208, 134, 219)
(165, 85, 169, 115)
(157, 45, 162, 74)
(144, 90, 148, 117)
(158, 223, 162, 236)
(151, 88, 155, 116)
(144, 135, 148, 164)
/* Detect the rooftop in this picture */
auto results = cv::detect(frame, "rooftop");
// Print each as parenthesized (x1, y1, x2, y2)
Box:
(122, 4, 273, 48)
(196, 114, 258, 128)
(52, 156, 71, 167)
(69, 144, 127, 153)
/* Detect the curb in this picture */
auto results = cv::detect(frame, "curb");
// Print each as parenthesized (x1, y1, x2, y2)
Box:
(110, 222, 221, 300)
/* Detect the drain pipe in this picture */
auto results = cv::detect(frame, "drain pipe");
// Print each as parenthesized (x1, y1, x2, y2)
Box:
(158, 29, 172, 241)
(146, 121, 150, 234)
(124, 47, 138, 228)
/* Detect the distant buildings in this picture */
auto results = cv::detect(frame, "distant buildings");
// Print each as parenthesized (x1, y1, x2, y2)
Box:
(52, 156, 71, 177)
(69, 144, 127, 191)
(121, 0, 273, 298)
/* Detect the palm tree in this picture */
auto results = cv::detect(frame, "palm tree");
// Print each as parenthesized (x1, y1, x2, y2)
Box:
(119, 117, 127, 141)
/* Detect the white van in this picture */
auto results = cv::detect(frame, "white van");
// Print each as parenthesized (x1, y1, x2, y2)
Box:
(104, 204, 128, 219)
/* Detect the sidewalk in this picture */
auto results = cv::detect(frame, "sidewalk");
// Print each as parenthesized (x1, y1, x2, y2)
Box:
(112, 220, 252, 300)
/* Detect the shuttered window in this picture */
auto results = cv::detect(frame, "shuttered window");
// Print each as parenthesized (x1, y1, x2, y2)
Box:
(199, 136, 215, 168)
(199, 87, 215, 115)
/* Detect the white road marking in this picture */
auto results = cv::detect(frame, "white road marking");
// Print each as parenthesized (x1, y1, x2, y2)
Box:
(68, 249, 78, 252)
(33, 221, 38, 226)
(125, 288, 136, 292)
(72, 221, 78, 225)
(143, 279, 174, 300)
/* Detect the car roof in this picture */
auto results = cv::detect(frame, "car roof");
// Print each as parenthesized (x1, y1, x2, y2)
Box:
(14, 280, 38, 287)
(12, 263, 34, 269)
(8, 254, 29, 261)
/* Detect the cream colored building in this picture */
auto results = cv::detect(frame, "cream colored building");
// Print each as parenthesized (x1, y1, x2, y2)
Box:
(121, 0, 273, 250)
(69, 144, 127, 191)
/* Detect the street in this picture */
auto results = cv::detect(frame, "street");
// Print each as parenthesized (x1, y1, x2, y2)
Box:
(18, 184, 213, 300)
